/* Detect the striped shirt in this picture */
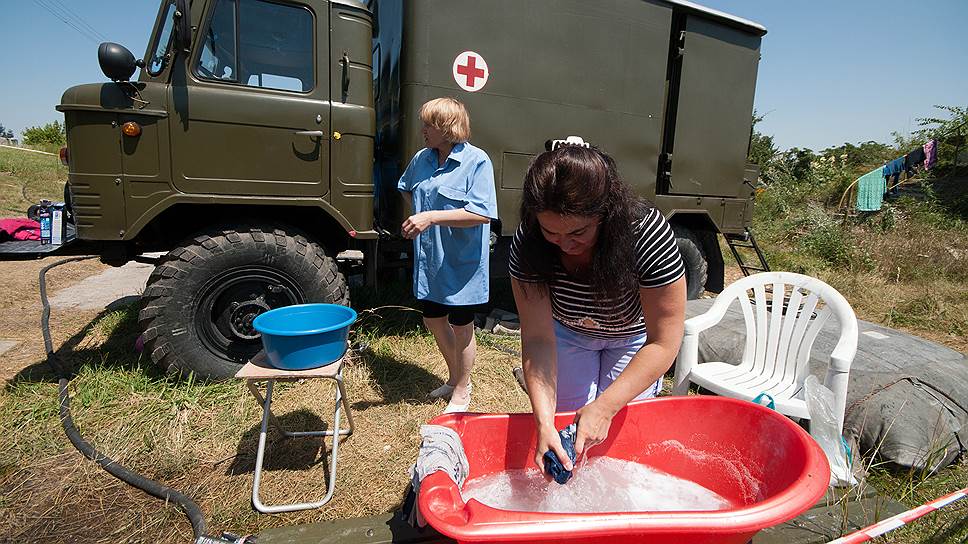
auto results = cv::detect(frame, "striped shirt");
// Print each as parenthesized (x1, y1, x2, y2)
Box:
(509, 207, 685, 339)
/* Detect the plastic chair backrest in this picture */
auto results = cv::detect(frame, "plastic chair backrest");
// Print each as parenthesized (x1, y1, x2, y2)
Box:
(717, 272, 858, 391)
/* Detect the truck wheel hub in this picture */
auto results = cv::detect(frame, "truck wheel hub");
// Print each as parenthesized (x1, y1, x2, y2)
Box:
(228, 299, 271, 340)
(196, 266, 305, 362)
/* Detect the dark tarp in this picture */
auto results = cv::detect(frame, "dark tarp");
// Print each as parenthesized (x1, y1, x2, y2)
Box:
(685, 298, 967, 471)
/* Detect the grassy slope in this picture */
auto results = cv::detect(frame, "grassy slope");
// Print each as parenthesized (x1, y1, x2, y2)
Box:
(0, 146, 66, 216)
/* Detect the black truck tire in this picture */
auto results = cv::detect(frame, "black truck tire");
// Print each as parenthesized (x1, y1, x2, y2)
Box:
(138, 224, 348, 380)
(672, 225, 708, 300)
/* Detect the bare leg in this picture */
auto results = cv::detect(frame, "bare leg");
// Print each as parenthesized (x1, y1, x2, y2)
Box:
(424, 316, 459, 387)
(448, 322, 476, 405)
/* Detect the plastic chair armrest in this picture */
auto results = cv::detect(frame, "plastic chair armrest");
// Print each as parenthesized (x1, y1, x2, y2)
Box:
(683, 309, 726, 335)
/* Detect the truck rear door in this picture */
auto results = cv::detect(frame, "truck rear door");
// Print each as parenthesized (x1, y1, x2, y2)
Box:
(170, 0, 331, 197)
(665, 15, 761, 199)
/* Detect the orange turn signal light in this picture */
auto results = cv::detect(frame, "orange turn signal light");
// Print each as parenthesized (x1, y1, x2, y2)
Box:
(121, 121, 141, 137)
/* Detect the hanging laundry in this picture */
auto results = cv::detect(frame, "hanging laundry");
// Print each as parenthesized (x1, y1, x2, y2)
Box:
(882, 157, 905, 196)
(882, 157, 905, 177)
(923, 139, 937, 170)
(904, 146, 926, 176)
(856, 168, 887, 212)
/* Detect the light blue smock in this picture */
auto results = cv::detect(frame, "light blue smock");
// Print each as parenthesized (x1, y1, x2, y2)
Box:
(397, 142, 498, 305)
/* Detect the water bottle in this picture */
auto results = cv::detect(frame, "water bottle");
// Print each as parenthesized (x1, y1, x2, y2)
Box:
(38, 200, 52, 245)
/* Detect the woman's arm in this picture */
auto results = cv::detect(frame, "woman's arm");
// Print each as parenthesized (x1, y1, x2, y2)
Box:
(573, 276, 686, 455)
(401, 209, 488, 239)
(512, 278, 574, 471)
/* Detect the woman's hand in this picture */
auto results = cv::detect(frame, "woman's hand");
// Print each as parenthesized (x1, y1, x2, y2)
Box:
(401, 211, 437, 239)
(534, 423, 573, 473)
(573, 399, 618, 458)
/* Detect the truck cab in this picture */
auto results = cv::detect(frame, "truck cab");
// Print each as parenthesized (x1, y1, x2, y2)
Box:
(51, 0, 766, 379)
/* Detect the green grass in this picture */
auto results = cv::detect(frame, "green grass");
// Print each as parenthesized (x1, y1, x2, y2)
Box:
(0, 146, 66, 216)
(746, 168, 968, 543)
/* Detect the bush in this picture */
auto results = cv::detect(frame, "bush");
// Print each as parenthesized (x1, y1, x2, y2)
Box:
(22, 121, 66, 147)
(785, 205, 852, 267)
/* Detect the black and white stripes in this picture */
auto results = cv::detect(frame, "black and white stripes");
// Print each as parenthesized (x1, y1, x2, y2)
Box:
(509, 208, 685, 339)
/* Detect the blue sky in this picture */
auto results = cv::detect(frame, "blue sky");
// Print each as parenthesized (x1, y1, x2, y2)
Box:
(1, 0, 965, 151)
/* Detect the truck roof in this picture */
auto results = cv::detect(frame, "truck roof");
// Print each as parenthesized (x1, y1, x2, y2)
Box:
(333, 0, 367, 10)
(666, 0, 767, 35)
(357, 0, 766, 36)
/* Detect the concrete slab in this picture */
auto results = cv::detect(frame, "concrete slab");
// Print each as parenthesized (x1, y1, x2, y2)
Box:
(0, 340, 17, 357)
(47, 261, 154, 311)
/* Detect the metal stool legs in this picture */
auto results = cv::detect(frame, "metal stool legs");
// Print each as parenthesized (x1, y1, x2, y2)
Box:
(246, 369, 354, 513)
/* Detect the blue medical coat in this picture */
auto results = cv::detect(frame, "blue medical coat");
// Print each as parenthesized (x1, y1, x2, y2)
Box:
(397, 142, 498, 305)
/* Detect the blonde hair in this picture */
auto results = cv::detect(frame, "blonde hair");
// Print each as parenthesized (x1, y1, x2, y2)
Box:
(419, 97, 471, 143)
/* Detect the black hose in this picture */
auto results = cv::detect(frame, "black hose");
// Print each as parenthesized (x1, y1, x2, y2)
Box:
(39, 256, 214, 541)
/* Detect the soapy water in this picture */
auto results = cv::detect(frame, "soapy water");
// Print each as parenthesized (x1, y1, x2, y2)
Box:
(461, 456, 732, 513)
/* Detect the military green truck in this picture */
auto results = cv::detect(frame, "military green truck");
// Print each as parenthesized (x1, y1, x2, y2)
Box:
(35, 0, 767, 380)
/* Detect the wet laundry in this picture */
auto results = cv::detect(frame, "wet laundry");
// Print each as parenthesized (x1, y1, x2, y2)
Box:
(407, 424, 469, 526)
(543, 423, 578, 484)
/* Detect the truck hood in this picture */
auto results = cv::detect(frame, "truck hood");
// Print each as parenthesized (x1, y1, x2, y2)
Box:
(57, 82, 169, 118)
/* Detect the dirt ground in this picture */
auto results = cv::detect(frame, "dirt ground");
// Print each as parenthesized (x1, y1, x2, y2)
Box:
(0, 257, 112, 380)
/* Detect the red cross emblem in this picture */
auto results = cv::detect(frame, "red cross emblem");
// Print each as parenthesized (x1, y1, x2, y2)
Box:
(452, 51, 489, 92)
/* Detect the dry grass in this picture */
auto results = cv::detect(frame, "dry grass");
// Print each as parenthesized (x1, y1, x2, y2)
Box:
(0, 298, 531, 543)
(0, 146, 65, 216)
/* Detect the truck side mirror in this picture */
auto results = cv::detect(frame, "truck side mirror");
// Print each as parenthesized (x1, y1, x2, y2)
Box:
(174, 0, 192, 52)
(98, 42, 140, 81)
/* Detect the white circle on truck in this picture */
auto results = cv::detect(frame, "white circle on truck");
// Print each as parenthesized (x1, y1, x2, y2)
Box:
(452, 51, 489, 92)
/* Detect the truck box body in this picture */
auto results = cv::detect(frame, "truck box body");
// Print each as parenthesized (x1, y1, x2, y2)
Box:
(372, 0, 765, 236)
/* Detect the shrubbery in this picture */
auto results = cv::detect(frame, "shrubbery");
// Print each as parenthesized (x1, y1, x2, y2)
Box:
(747, 106, 967, 283)
(22, 121, 66, 147)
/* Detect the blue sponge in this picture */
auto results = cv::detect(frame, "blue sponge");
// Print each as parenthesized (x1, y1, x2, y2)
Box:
(542, 423, 577, 484)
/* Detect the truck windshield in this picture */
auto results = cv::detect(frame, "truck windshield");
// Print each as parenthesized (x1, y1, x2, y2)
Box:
(147, 0, 178, 75)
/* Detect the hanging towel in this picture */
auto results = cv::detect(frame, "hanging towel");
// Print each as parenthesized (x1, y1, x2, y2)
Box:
(904, 146, 926, 176)
(856, 168, 887, 212)
(406, 424, 469, 527)
(924, 139, 937, 169)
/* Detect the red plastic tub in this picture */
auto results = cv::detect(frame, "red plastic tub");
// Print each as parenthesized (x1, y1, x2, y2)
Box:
(419, 396, 829, 544)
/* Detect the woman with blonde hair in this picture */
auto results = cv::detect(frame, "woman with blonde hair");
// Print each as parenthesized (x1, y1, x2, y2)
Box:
(398, 97, 498, 413)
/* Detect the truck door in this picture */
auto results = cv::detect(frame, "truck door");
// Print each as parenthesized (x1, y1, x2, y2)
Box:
(665, 16, 761, 198)
(170, 0, 330, 197)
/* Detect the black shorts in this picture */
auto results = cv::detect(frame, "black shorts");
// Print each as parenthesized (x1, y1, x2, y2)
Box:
(420, 300, 480, 326)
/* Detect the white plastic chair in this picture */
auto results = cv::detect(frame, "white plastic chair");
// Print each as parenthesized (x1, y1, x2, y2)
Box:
(673, 272, 858, 436)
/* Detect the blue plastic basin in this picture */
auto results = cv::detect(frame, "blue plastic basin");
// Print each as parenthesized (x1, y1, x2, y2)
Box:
(252, 303, 357, 370)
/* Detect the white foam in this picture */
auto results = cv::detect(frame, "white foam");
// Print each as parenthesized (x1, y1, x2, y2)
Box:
(460, 456, 731, 513)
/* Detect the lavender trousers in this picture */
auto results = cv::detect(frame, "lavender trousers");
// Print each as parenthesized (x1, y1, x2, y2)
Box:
(553, 320, 662, 412)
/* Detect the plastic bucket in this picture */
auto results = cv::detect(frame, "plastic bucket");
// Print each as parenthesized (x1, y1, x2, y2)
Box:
(419, 396, 829, 544)
(252, 303, 357, 370)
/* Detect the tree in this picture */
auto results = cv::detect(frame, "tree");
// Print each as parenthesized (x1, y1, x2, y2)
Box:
(0, 122, 13, 139)
(22, 120, 66, 146)
(747, 111, 778, 169)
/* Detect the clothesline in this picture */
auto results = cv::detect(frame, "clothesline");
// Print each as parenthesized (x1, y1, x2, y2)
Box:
(844, 138, 938, 212)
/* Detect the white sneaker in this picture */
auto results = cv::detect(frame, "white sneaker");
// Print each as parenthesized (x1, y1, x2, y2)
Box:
(444, 399, 471, 413)
(443, 384, 472, 413)
(429, 383, 456, 399)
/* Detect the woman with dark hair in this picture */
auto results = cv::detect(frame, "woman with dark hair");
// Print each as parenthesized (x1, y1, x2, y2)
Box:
(509, 140, 686, 473)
